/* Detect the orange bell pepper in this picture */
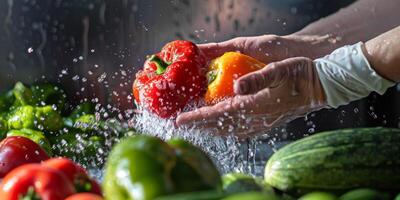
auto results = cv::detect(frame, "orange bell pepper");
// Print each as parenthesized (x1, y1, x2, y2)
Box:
(204, 52, 266, 105)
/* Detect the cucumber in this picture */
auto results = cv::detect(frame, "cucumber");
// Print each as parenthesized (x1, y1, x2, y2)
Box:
(264, 127, 400, 191)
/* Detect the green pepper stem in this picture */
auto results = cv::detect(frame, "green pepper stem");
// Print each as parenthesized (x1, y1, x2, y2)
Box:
(148, 55, 171, 75)
(207, 70, 219, 85)
(20, 187, 41, 200)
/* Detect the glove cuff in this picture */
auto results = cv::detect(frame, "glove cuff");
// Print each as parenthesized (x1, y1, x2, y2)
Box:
(314, 42, 395, 108)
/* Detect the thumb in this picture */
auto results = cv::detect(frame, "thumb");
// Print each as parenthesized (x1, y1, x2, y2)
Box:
(234, 57, 306, 95)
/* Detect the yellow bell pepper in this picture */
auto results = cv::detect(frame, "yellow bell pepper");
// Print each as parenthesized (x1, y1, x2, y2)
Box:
(204, 52, 266, 105)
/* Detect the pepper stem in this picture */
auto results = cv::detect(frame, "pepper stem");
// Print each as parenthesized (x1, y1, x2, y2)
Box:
(148, 55, 171, 75)
(20, 187, 41, 200)
(207, 69, 219, 85)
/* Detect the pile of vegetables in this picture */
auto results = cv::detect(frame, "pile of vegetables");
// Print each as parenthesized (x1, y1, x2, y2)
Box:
(1, 41, 400, 199)
(0, 82, 131, 167)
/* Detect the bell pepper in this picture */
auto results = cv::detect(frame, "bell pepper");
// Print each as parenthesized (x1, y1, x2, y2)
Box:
(31, 83, 68, 114)
(0, 136, 49, 178)
(7, 129, 53, 156)
(222, 192, 280, 200)
(65, 193, 104, 200)
(0, 90, 15, 112)
(204, 52, 266, 105)
(222, 173, 273, 195)
(49, 129, 107, 167)
(0, 164, 76, 200)
(68, 102, 96, 122)
(0, 115, 8, 139)
(43, 158, 102, 195)
(7, 105, 63, 132)
(12, 82, 36, 106)
(103, 135, 221, 200)
(167, 138, 221, 193)
(133, 40, 207, 118)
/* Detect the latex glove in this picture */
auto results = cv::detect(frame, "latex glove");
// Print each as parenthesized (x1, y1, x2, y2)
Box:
(176, 57, 326, 138)
(315, 42, 395, 108)
(199, 34, 337, 64)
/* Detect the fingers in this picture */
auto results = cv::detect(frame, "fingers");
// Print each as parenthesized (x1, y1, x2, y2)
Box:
(176, 99, 234, 126)
(198, 38, 245, 61)
(234, 57, 310, 95)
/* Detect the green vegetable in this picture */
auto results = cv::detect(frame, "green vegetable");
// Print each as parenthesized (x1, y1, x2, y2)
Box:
(49, 131, 106, 166)
(31, 83, 67, 113)
(395, 193, 400, 200)
(74, 114, 98, 132)
(35, 106, 63, 131)
(103, 135, 221, 200)
(8, 105, 63, 132)
(168, 138, 222, 193)
(339, 188, 390, 200)
(12, 82, 36, 106)
(0, 90, 15, 112)
(7, 105, 35, 129)
(299, 192, 337, 200)
(155, 190, 226, 200)
(0, 115, 8, 139)
(221, 192, 280, 200)
(69, 102, 95, 121)
(264, 127, 400, 191)
(7, 129, 52, 155)
(222, 173, 272, 195)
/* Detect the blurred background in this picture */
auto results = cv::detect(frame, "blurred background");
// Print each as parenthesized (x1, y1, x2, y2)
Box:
(1, 0, 399, 173)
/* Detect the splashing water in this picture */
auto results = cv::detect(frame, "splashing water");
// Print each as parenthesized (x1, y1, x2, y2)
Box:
(130, 104, 280, 176)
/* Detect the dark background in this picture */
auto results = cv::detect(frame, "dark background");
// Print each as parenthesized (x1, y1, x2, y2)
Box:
(0, 0, 398, 138)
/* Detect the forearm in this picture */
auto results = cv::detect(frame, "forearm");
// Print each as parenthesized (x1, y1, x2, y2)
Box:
(292, 0, 400, 58)
(364, 26, 400, 82)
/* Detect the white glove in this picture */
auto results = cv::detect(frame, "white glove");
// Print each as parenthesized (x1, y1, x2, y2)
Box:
(314, 42, 395, 108)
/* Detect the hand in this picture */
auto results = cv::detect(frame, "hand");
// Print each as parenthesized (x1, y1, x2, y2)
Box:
(176, 57, 326, 139)
(199, 34, 336, 64)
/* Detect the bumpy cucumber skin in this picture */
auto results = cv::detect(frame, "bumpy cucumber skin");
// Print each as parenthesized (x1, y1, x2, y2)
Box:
(265, 127, 400, 191)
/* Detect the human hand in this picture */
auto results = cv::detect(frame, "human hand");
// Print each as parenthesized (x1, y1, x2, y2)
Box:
(199, 34, 336, 64)
(176, 57, 326, 139)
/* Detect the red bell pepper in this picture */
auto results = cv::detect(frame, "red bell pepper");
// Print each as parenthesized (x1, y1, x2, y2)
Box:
(133, 40, 207, 118)
(0, 164, 76, 200)
(0, 136, 49, 178)
(65, 193, 104, 200)
(43, 158, 102, 195)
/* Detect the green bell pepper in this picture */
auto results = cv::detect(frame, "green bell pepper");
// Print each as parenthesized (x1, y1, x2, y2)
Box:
(49, 130, 107, 167)
(7, 128, 53, 155)
(12, 82, 36, 106)
(299, 192, 337, 200)
(69, 102, 96, 121)
(103, 135, 221, 200)
(0, 115, 8, 139)
(31, 83, 67, 113)
(221, 192, 280, 200)
(167, 138, 221, 193)
(395, 193, 400, 200)
(339, 188, 390, 200)
(74, 114, 98, 132)
(222, 173, 273, 195)
(0, 90, 15, 112)
(155, 190, 227, 200)
(7, 105, 63, 132)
